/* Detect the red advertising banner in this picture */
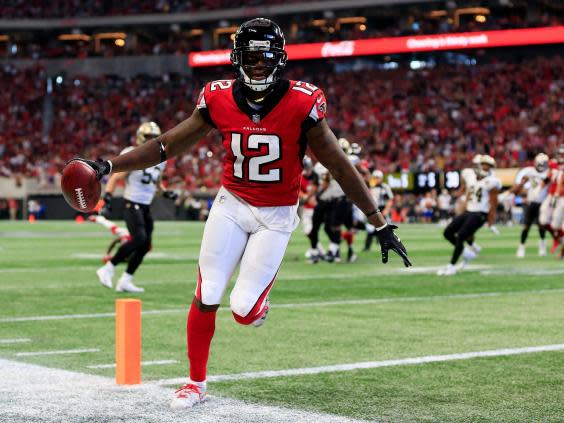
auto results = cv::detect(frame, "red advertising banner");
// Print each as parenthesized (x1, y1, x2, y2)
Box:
(189, 26, 564, 67)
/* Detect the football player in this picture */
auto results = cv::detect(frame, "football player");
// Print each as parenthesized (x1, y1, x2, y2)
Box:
(512, 153, 550, 257)
(75, 18, 411, 409)
(364, 170, 393, 252)
(438, 155, 500, 275)
(95, 122, 178, 292)
(539, 146, 564, 254)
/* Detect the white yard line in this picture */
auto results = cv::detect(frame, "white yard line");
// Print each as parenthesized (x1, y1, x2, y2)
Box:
(87, 360, 178, 369)
(1, 287, 563, 323)
(15, 348, 100, 357)
(0, 338, 31, 344)
(153, 343, 564, 386)
(0, 358, 369, 423)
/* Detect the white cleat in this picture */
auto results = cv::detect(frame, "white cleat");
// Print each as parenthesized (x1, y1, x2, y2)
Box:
(437, 264, 457, 276)
(116, 276, 145, 293)
(538, 240, 547, 257)
(462, 247, 477, 262)
(516, 244, 525, 258)
(251, 298, 270, 327)
(96, 266, 114, 289)
(469, 243, 482, 255)
(170, 383, 206, 410)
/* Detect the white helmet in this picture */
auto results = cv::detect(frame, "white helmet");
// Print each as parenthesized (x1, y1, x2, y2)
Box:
(534, 153, 549, 172)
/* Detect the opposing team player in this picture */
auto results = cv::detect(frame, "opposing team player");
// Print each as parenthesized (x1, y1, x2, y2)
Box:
(75, 18, 411, 409)
(438, 155, 500, 275)
(512, 153, 550, 257)
(95, 122, 178, 292)
(364, 170, 393, 251)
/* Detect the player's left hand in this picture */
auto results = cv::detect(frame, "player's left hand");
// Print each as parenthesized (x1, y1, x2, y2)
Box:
(375, 224, 412, 267)
(163, 190, 178, 201)
(488, 225, 500, 235)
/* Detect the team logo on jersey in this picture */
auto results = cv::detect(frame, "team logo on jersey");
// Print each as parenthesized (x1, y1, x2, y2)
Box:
(252, 114, 261, 124)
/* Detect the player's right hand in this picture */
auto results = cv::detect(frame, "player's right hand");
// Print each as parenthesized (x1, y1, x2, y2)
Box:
(100, 193, 113, 218)
(72, 158, 112, 180)
(375, 224, 412, 267)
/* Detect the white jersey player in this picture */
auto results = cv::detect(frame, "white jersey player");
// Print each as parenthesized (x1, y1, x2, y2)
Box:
(438, 155, 500, 276)
(96, 122, 177, 292)
(512, 153, 550, 257)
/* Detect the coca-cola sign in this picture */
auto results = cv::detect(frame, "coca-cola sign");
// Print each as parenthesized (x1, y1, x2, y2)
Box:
(320, 41, 355, 58)
(189, 26, 564, 67)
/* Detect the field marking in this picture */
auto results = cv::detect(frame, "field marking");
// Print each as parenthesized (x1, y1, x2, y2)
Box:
(0, 338, 31, 344)
(153, 343, 564, 386)
(2, 287, 564, 323)
(87, 360, 178, 369)
(0, 358, 368, 423)
(15, 348, 100, 357)
(71, 252, 199, 260)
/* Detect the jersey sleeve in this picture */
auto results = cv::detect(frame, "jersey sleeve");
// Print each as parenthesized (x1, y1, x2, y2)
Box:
(195, 83, 217, 128)
(302, 89, 327, 132)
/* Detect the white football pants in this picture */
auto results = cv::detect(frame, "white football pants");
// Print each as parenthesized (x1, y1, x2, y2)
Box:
(197, 187, 295, 319)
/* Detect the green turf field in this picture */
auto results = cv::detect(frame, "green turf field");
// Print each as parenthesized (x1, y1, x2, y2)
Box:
(1, 220, 563, 422)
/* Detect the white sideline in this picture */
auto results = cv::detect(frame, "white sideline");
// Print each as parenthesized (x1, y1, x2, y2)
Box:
(152, 343, 564, 386)
(0, 358, 369, 423)
(1, 287, 563, 323)
(87, 359, 178, 369)
(0, 338, 31, 344)
(15, 348, 100, 357)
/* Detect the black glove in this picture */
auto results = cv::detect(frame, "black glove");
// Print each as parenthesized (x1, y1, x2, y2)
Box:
(163, 190, 178, 201)
(375, 224, 412, 267)
(71, 158, 112, 180)
(100, 192, 113, 218)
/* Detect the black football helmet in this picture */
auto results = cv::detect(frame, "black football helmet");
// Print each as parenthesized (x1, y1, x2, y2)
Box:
(230, 18, 287, 93)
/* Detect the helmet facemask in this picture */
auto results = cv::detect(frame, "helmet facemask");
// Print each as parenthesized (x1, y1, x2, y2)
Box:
(231, 46, 287, 93)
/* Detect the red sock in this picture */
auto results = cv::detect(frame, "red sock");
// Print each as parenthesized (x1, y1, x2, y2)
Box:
(342, 230, 353, 246)
(187, 300, 216, 382)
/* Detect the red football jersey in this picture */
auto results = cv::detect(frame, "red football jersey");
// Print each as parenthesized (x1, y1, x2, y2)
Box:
(197, 79, 327, 207)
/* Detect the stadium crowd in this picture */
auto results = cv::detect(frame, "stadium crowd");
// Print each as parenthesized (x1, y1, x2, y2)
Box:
(1, 54, 562, 187)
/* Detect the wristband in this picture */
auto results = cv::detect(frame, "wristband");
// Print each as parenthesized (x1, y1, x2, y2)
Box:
(158, 141, 167, 163)
(375, 223, 388, 231)
(365, 209, 380, 218)
(106, 160, 113, 175)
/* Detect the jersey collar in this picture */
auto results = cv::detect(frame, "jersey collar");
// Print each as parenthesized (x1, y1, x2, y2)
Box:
(232, 79, 290, 124)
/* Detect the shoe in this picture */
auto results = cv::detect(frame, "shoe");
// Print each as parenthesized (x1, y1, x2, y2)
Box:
(469, 243, 482, 255)
(516, 244, 525, 258)
(306, 248, 320, 264)
(324, 252, 335, 263)
(538, 240, 547, 257)
(170, 383, 206, 410)
(251, 298, 269, 327)
(462, 246, 477, 262)
(437, 264, 457, 276)
(347, 253, 358, 263)
(116, 275, 145, 293)
(96, 265, 114, 289)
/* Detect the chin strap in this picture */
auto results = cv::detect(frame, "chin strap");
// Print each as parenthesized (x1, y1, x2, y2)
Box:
(241, 67, 278, 92)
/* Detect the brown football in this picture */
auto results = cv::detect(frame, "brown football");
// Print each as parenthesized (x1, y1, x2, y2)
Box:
(61, 160, 101, 212)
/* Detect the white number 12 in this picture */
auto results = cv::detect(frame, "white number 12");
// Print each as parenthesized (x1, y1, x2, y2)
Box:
(230, 133, 281, 182)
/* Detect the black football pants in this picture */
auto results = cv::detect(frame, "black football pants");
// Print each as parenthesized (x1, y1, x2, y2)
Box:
(111, 201, 153, 275)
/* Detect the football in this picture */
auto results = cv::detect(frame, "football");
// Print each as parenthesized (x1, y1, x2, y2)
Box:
(61, 160, 101, 212)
